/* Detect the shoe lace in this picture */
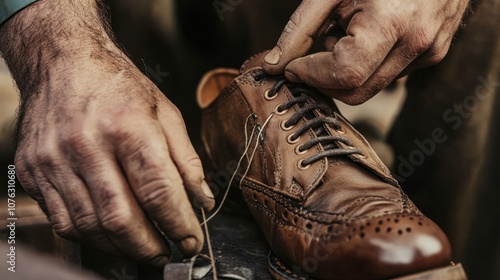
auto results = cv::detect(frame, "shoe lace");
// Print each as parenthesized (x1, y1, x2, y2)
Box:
(256, 73, 363, 168)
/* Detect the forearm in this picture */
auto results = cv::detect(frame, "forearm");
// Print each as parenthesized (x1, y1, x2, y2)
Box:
(0, 0, 125, 98)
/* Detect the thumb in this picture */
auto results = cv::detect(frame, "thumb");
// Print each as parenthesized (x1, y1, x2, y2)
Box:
(262, 0, 341, 74)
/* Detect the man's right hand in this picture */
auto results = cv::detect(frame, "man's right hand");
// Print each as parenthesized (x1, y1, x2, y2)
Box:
(262, 0, 469, 105)
(0, 0, 214, 266)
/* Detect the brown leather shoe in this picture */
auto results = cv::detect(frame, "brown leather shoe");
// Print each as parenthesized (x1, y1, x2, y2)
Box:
(197, 53, 462, 280)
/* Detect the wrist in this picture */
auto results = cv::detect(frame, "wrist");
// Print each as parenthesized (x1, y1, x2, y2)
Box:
(0, 0, 126, 97)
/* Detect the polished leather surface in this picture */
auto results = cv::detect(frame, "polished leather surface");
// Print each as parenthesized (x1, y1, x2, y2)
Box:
(197, 53, 452, 279)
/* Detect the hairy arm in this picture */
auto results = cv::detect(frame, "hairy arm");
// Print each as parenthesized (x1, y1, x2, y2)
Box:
(0, 0, 214, 265)
(0, 0, 126, 140)
(1, 0, 117, 95)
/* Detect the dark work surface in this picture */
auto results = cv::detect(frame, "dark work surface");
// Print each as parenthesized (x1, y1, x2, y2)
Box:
(157, 196, 274, 280)
(199, 209, 273, 280)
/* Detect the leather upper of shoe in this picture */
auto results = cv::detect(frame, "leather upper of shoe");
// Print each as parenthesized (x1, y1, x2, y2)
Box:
(197, 53, 452, 279)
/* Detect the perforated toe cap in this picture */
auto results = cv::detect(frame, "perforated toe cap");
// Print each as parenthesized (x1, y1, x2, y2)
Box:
(319, 213, 452, 279)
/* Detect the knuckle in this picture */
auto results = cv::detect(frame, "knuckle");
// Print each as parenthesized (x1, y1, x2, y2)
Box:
(409, 28, 434, 55)
(53, 223, 75, 237)
(386, 7, 411, 36)
(335, 66, 367, 88)
(103, 118, 130, 137)
(59, 125, 104, 165)
(181, 157, 204, 184)
(14, 152, 27, 171)
(169, 105, 183, 119)
(164, 105, 185, 127)
(51, 214, 76, 237)
(99, 107, 140, 135)
(14, 155, 31, 183)
(140, 179, 175, 210)
(425, 46, 449, 66)
(74, 212, 101, 233)
(284, 18, 298, 36)
(185, 155, 203, 169)
(62, 128, 92, 148)
(103, 117, 147, 147)
(35, 146, 58, 168)
(100, 210, 134, 236)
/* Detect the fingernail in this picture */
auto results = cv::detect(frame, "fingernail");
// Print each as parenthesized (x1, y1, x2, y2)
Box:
(180, 237, 199, 255)
(199, 181, 216, 210)
(201, 180, 215, 200)
(191, 181, 215, 210)
(264, 47, 282, 65)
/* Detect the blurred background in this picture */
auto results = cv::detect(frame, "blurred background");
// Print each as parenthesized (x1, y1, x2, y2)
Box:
(1, 0, 498, 279)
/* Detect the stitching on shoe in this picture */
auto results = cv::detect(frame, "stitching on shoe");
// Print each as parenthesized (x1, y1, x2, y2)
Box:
(288, 180, 304, 197)
(202, 70, 265, 113)
(259, 141, 268, 182)
(244, 186, 425, 246)
(240, 70, 267, 87)
(240, 179, 347, 223)
(273, 151, 282, 188)
(271, 257, 307, 280)
(202, 81, 240, 113)
(240, 52, 268, 73)
(240, 178, 420, 226)
(345, 196, 403, 210)
(245, 199, 315, 236)
(328, 160, 351, 168)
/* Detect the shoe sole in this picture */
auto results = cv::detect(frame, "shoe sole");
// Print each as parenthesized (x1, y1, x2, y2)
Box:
(268, 252, 467, 280)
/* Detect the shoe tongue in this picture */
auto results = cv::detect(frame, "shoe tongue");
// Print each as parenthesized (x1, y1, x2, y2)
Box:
(240, 51, 270, 73)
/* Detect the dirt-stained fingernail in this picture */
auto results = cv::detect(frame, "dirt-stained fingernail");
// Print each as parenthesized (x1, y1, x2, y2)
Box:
(200, 180, 216, 211)
(264, 47, 282, 65)
(191, 181, 215, 210)
(201, 180, 215, 200)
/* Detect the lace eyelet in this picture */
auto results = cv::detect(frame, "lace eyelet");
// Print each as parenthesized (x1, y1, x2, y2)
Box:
(280, 120, 294, 131)
(335, 125, 346, 134)
(287, 134, 300, 144)
(275, 104, 288, 115)
(254, 73, 264, 82)
(357, 153, 368, 159)
(264, 89, 278, 100)
(298, 159, 311, 170)
(295, 145, 307, 155)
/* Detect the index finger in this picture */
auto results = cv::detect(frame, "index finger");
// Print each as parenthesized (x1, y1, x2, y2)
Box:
(115, 121, 205, 257)
(262, 0, 341, 74)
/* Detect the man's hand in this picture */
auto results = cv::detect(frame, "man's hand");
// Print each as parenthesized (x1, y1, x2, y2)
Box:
(263, 0, 469, 105)
(0, 0, 214, 266)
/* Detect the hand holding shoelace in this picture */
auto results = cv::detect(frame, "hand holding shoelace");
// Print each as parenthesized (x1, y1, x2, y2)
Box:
(262, 0, 470, 105)
(0, 0, 214, 266)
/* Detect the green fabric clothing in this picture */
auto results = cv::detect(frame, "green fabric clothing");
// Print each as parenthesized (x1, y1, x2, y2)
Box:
(0, 0, 37, 26)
